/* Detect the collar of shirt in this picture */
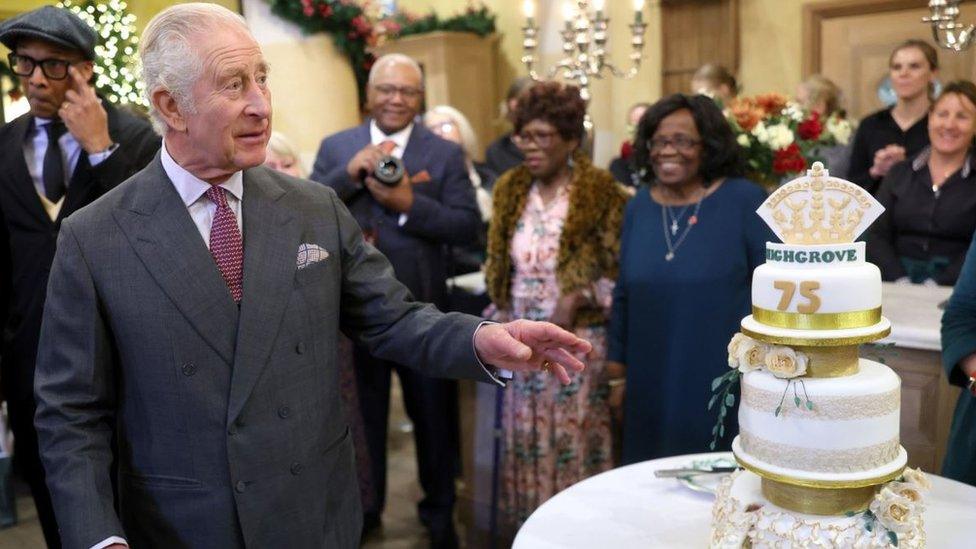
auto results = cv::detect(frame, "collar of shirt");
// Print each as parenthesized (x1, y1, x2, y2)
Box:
(912, 146, 974, 178)
(369, 120, 412, 159)
(161, 140, 244, 207)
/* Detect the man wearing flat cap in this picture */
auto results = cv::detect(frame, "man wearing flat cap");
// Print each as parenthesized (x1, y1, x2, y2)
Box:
(0, 6, 159, 546)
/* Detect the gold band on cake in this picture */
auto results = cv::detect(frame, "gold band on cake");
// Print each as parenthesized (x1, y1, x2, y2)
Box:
(752, 306, 882, 330)
(796, 345, 859, 377)
(741, 324, 891, 347)
(761, 478, 876, 516)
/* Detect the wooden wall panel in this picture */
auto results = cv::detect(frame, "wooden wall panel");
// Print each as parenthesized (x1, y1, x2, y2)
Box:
(661, 0, 739, 96)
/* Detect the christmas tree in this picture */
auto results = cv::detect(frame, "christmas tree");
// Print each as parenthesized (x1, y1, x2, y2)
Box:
(57, 0, 147, 109)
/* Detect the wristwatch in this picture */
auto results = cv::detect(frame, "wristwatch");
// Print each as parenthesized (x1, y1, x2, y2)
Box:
(968, 375, 976, 397)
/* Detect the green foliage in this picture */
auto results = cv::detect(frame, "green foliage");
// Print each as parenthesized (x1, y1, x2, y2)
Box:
(708, 369, 740, 450)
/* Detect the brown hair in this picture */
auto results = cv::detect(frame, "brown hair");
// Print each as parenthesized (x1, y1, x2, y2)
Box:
(933, 80, 976, 112)
(692, 63, 738, 95)
(889, 39, 939, 99)
(800, 74, 844, 117)
(513, 81, 587, 142)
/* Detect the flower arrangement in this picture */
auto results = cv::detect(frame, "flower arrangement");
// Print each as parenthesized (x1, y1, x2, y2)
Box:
(723, 93, 854, 188)
(265, 0, 496, 106)
(709, 333, 815, 449)
(847, 468, 930, 546)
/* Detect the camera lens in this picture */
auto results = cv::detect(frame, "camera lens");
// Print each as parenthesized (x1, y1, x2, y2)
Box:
(373, 155, 405, 186)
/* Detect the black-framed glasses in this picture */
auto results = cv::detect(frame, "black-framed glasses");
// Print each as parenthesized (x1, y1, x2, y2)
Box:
(8, 53, 80, 80)
(648, 135, 701, 153)
(513, 130, 558, 149)
(372, 84, 424, 100)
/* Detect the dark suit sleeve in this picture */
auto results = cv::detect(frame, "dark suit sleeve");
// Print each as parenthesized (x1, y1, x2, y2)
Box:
(401, 146, 480, 245)
(310, 138, 363, 202)
(329, 191, 497, 382)
(89, 112, 161, 194)
(33, 221, 124, 547)
(0, 202, 9, 366)
(866, 166, 907, 281)
(942, 229, 976, 387)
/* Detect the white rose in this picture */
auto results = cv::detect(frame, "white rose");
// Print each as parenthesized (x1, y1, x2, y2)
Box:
(869, 487, 917, 534)
(826, 116, 853, 145)
(766, 124, 795, 150)
(736, 134, 750, 147)
(763, 346, 808, 379)
(902, 467, 932, 491)
(751, 121, 768, 143)
(784, 102, 805, 122)
(727, 333, 753, 368)
(887, 481, 925, 511)
(735, 339, 768, 373)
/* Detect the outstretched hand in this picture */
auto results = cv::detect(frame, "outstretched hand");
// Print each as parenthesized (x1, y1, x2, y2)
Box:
(473, 320, 592, 385)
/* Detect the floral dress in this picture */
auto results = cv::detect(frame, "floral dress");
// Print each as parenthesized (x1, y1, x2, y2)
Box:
(493, 183, 614, 527)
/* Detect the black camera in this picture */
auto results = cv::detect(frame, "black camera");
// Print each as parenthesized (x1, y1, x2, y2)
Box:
(372, 156, 405, 186)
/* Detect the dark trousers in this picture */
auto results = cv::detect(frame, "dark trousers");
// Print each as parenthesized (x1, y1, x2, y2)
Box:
(353, 345, 459, 530)
(8, 397, 61, 548)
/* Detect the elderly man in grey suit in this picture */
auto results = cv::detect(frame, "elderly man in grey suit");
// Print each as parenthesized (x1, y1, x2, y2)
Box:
(32, 4, 589, 549)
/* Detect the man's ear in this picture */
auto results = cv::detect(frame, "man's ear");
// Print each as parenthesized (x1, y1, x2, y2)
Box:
(151, 88, 187, 132)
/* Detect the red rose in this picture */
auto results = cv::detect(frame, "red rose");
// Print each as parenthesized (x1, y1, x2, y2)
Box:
(772, 143, 807, 175)
(797, 112, 823, 141)
(317, 3, 332, 17)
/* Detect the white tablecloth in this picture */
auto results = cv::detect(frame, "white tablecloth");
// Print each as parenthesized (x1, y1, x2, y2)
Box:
(513, 453, 976, 548)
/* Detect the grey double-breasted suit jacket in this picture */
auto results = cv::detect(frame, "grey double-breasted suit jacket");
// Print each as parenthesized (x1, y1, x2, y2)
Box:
(33, 155, 497, 548)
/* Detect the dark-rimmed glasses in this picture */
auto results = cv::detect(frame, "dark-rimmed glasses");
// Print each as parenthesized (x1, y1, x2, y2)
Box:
(372, 84, 424, 100)
(648, 135, 701, 153)
(8, 53, 81, 81)
(513, 130, 558, 149)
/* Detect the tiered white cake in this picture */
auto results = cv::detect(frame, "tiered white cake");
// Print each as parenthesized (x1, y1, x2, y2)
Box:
(710, 164, 928, 548)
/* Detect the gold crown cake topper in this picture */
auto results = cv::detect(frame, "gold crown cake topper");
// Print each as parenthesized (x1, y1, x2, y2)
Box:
(757, 162, 885, 245)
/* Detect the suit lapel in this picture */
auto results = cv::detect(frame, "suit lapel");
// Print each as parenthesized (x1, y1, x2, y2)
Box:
(227, 168, 299, 424)
(3, 115, 52, 227)
(58, 153, 91, 222)
(402, 124, 431, 175)
(113, 157, 240, 365)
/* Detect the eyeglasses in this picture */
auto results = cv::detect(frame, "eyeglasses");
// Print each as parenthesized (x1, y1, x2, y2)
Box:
(427, 121, 457, 135)
(8, 53, 81, 81)
(648, 135, 701, 153)
(373, 84, 424, 100)
(513, 130, 558, 149)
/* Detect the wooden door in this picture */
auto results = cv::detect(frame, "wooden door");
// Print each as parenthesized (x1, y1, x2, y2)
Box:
(806, 0, 976, 120)
(661, 0, 739, 96)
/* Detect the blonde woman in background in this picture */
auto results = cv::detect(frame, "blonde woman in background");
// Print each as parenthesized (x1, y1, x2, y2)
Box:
(797, 74, 853, 178)
(424, 105, 495, 222)
(264, 130, 305, 177)
(690, 63, 738, 103)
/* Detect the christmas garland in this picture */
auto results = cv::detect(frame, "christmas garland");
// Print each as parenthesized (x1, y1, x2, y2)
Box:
(264, 0, 495, 106)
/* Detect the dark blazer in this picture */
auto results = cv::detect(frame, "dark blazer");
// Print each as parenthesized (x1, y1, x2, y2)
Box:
(310, 122, 480, 307)
(0, 102, 158, 411)
(33, 158, 498, 548)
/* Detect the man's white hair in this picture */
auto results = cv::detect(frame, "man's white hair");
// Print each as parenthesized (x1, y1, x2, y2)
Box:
(367, 53, 424, 87)
(140, 3, 251, 135)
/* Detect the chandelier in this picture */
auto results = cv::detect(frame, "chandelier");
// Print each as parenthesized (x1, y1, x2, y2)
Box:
(520, 0, 647, 104)
(924, 0, 975, 51)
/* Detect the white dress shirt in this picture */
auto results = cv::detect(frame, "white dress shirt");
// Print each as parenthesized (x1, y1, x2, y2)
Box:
(369, 120, 412, 226)
(160, 140, 244, 245)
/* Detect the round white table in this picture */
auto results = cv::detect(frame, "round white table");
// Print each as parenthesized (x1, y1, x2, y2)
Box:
(513, 453, 976, 548)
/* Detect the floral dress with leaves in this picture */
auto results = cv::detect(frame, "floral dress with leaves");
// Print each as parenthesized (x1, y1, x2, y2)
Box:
(491, 183, 614, 527)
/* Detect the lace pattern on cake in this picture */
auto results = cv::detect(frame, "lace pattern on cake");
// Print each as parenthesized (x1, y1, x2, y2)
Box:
(710, 472, 925, 549)
(739, 431, 900, 472)
(742, 386, 899, 420)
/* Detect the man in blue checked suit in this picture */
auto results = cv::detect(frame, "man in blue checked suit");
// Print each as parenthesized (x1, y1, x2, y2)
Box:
(311, 53, 481, 547)
(33, 5, 590, 549)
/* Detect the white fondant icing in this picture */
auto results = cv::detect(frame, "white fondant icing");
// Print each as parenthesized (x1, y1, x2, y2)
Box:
(744, 360, 899, 398)
(752, 262, 881, 314)
(765, 241, 865, 267)
(739, 410, 899, 449)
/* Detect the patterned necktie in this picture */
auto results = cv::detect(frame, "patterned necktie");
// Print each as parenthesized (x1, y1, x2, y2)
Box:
(206, 186, 244, 303)
(43, 121, 68, 202)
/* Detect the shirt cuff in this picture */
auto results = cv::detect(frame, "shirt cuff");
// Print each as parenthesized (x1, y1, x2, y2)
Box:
(472, 321, 513, 386)
(87, 143, 119, 167)
(398, 213, 409, 226)
(90, 536, 127, 549)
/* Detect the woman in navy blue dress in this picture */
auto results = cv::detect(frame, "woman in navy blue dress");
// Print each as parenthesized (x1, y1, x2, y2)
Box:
(607, 94, 773, 464)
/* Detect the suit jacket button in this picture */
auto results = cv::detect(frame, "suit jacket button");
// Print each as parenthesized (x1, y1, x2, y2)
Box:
(277, 406, 291, 419)
(181, 362, 196, 376)
(235, 480, 247, 493)
(295, 341, 305, 354)
(290, 462, 303, 475)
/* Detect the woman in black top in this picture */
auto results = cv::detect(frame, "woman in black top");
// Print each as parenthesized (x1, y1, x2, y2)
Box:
(867, 80, 976, 286)
(849, 39, 939, 194)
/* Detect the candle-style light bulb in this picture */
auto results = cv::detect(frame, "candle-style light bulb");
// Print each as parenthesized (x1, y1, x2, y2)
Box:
(523, 0, 535, 20)
(594, 0, 606, 13)
(562, 1, 576, 22)
(633, 0, 645, 10)
(634, 0, 645, 23)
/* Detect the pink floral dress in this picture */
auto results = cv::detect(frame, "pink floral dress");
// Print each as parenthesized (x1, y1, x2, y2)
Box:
(493, 183, 613, 527)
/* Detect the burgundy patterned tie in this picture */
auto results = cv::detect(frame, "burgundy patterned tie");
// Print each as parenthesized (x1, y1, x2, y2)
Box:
(206, 186, 243, 303)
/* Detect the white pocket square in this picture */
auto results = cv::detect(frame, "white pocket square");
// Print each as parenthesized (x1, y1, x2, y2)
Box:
(297, 243, 329, 270)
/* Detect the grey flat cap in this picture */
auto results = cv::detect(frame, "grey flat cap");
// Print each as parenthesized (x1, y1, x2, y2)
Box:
(0, 6, 97, 59)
